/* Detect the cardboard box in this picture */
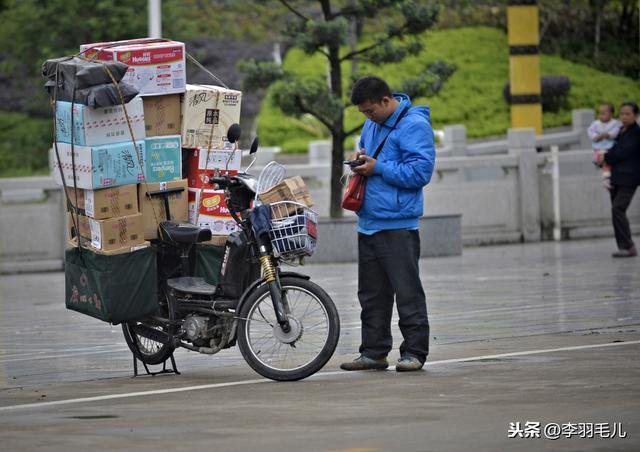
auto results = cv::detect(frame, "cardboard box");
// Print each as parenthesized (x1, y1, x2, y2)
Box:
(67, 237, 151, 256)
(181, 84, 242, 149)
(143, 135, 182, 182)
(65, 187, 85, 211)
(185, 147, 240, 188)
(66, 184, 138, 219)
(188, 188, 240, 235)
(138, 179, 188, 239)
(81, 39, 186, 96)
(68, 212, 145, 251)
(143, 94, 181, 137)
(258, 176, 314, 217)
(55, 97, 145, 146)
(51, 141, 145, 189)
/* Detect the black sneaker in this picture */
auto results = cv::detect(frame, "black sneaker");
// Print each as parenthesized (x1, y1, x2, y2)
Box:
(396, 356, 424, 372)
(340, 355, 389, 371)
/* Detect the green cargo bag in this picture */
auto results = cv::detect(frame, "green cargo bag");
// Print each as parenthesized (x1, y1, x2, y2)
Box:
(194, 244, 226, 285)
(65, 246, 158, 324)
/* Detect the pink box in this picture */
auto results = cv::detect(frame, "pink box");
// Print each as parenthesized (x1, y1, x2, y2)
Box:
(81, 38, 186, 96)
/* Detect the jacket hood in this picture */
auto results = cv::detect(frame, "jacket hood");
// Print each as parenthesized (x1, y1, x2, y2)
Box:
(387, 93, 430, 126)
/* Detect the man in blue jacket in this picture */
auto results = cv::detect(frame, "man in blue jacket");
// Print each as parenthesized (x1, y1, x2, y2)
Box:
(340, 76, 435, 372)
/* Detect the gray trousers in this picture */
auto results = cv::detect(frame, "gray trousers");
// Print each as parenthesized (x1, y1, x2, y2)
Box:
(357, 229, 429, 363)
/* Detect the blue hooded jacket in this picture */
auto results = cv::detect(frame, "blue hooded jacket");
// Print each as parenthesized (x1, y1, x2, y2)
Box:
(357, 93, 435, 233)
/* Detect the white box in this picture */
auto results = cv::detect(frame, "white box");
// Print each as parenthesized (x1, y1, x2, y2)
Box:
(51, 141, 145, 189)
(55, 97, 145, 146)
(188, 188, 240, 235)
(81, 39, 186, 96)
(181, 84, 242, 149)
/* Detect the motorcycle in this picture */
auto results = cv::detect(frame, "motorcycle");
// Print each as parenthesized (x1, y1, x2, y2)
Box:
(121, 124, 340, 381)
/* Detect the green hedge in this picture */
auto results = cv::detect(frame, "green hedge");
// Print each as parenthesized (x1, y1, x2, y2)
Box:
(257, 27, 640, 152)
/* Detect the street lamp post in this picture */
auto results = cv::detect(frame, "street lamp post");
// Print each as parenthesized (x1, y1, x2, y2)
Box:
(148, 0, 162, 38)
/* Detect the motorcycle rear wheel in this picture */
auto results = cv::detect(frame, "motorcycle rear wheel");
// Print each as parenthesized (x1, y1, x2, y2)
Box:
(121, 289, 176, 365)
(121, 321, 176, 365)
(237, 276, 340, 381)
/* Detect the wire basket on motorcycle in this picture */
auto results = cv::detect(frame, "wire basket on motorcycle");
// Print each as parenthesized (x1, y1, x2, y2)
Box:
(269, 201, 318, 260)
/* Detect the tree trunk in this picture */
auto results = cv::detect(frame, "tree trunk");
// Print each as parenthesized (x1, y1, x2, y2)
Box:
(594, 5, 601, 61)
(324, 1, 345, 218)
(330, 129, 345, 218)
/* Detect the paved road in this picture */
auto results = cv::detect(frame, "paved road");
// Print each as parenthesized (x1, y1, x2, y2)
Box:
(0, 238, 639, 451)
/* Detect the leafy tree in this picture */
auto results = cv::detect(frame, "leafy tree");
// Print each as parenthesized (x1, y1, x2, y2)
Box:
(241, 0, 455, 218)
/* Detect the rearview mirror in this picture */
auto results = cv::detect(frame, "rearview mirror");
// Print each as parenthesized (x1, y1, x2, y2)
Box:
(250, 137, 259, 155)
(227, 123, 241, 144)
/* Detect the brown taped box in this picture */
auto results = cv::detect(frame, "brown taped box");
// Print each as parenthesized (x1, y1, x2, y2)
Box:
(138, 179, 188, 239)
(66, 185, 138, 219)
(143, 94, 181, 137)
(258, 176, 314, 217)
(68, 212, 145, 252)
(67, 238, 151, 256)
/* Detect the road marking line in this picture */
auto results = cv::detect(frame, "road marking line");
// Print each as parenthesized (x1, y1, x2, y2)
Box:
(0, 340, 638, 413)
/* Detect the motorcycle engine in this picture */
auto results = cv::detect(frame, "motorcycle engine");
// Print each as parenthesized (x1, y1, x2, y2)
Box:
(181, 315, 210, 343)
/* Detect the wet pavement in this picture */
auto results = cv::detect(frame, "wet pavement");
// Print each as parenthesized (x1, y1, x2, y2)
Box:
(0, 237, 639, 451)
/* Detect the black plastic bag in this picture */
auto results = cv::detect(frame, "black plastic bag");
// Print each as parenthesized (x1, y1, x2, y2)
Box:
(43, 56, 139, 107)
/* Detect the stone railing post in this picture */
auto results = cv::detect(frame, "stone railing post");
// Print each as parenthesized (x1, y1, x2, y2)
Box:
(443, 125, 467, 156)
(308, 140, 331, 165)
(508, 128, 541, 242)
(572, 109, 595, 149)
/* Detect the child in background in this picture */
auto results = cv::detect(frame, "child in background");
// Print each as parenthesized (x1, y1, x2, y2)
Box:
(588, 103, 622, 190)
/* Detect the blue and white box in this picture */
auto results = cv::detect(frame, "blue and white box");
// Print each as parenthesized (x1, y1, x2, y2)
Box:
(51, 141, 145, 189)
(143, 135, 182, 182)
(55, 97, 145, 146)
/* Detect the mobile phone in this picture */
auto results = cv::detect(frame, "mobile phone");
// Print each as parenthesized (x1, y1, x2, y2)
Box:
(343, 159, 365, 168)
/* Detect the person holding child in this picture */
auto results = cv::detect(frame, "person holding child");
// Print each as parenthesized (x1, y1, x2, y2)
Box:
(597, 101, 640, 258)
(588, 103, 622, 190)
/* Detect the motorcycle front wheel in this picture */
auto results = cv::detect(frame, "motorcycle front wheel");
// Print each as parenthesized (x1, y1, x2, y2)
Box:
(237, 276, 340, 381)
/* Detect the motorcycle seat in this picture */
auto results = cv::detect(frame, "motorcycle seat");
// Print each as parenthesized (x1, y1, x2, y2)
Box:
(159, 221, 212, 244)
(167, 276, 217, 295)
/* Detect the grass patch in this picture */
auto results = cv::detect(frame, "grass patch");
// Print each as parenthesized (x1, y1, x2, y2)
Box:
(257, 27, 640, 152)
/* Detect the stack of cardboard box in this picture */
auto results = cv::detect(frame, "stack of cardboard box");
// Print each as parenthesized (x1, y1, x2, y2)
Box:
(52, 38, 245, 250)
(181, 84, 243, 245)
(53, 38, 187, 252)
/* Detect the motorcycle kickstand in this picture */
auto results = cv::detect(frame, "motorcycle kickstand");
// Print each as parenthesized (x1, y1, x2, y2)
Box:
(128, 324, 181, 378)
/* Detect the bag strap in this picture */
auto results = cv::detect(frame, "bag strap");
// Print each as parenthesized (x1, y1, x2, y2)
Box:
(371, 104, 410, 159)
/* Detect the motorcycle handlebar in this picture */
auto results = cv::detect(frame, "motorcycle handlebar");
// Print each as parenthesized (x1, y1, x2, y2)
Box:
(209, 176, 229, 188)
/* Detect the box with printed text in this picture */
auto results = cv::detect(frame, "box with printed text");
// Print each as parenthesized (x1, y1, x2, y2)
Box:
(55, 97, 145, 146)
(138, 179, 188, 239)
(51, 141, 145, 189)
(188, 188, 240, 236)
(66, 184, 138, 219)
(143, 135, 182, 182)
(185, 147, 240, 188)
(81, 38, 186, 96)
(181, 84, 242, 149)
(68, 212, 145, 252)
(143, 94, 181, 137)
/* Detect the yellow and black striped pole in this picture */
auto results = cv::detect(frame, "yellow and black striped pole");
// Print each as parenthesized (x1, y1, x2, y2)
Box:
(508, 0, 542, 135)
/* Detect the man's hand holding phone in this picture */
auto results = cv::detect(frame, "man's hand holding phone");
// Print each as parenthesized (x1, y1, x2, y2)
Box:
(344, 149, 376, 176)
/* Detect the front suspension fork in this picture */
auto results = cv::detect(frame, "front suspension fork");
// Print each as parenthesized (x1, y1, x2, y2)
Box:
(257, 237, 290, 333)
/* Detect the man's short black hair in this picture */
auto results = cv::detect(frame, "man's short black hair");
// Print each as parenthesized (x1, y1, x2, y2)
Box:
(351, 76, 393, 105)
